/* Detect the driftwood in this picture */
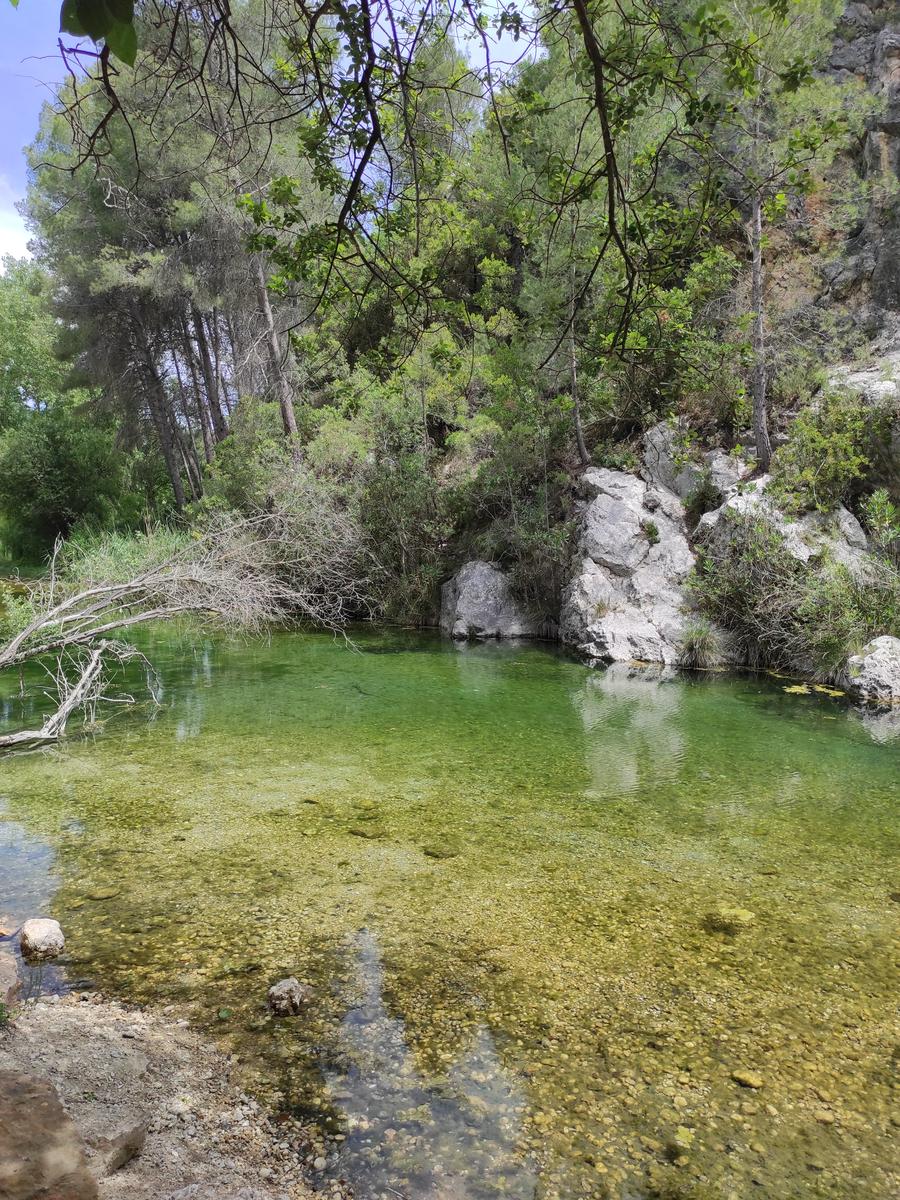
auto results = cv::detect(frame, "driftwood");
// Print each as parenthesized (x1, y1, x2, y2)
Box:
(0, 643, 114, 750)
(0, 499, 369, 753)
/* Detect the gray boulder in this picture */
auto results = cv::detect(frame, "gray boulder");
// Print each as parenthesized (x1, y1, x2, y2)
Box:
(266, 976, 312, 1016)
(642, 421, 751, 504)
(844, 635, 900, 702)
(560, 468, 702, 665)
(440, 561, 538, 640)
(696, 477, 870, 573)
(19, 918, 65, 961)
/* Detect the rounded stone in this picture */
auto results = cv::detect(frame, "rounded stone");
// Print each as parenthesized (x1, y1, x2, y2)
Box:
(19, 918, 65, 960)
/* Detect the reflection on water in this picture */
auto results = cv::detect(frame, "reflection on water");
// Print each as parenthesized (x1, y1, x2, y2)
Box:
(0, 628, 897, 1199)
(574, 664, 685, 798)
(326, 930, 537, 1199)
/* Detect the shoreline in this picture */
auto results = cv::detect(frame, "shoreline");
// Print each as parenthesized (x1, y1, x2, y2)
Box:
(0, 992, 326, 1200)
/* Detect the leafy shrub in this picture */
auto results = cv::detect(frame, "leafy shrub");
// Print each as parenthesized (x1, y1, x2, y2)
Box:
(0, 409, 126, 557)
(770, 389, 869, 512)
(642, 519, 660, 546)
(693, 511, 900, 675)
(861, 488, 900, 558)
(201, 398, 290, 514)
(359, 450, 451, 623)
(450, 421, 572, 622)
(684, 471, 724, 529)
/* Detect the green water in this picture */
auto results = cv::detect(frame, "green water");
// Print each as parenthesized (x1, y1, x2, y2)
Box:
(1, 628, 897, 1199)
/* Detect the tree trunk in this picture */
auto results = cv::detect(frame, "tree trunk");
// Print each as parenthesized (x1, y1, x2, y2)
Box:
(192, 307, 229, 442)
(180, 322, 216, 463)
(569, 255, 590, 468)
(142, 348, 186, 511)
(749, 189, 772, 472)
(173, 350, 211, 471)
(253, 256, 299, 449)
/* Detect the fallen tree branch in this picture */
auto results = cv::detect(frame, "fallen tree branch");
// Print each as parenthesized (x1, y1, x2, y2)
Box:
(0, 643, 109, 750)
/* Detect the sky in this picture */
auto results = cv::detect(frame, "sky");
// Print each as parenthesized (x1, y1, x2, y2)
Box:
(0, 1, 66, 260)
(0, 3, 530, 267)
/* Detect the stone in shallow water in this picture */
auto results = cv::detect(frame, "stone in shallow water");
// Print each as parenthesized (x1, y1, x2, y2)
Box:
(0, 947, 19, 1006)
(704, 907, 755, 935)
(0, 1068, 98, 1199)
(267, 977, 313, 1016)
(732, 1070, 764, 1090)
(19, 918, 65, 960)
(84, 887, 121, 901)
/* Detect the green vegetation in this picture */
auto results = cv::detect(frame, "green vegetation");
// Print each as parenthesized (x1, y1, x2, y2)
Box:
(694, 511, 900, 674)
(770, 389, 871, 513)
(0, 0, 880, 628)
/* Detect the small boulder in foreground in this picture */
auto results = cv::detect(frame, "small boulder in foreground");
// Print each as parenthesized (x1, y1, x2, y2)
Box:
(19, 918, 65, 960)
(266, 977, 313, 1016)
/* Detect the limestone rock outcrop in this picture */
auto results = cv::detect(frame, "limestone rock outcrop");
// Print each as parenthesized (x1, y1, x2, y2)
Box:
(844, 635, 900, 702)
(440, 560, 538, 640)
(642, 421, 751, 504)
(560, 467, 698, 665)
(696, 477, 870, 573)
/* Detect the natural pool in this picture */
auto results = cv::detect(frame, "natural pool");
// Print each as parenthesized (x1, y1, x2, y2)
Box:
(0, 628, 897, 1199)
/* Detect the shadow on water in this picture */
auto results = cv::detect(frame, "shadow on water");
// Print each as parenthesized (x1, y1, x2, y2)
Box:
(325, 929, 537, 1200)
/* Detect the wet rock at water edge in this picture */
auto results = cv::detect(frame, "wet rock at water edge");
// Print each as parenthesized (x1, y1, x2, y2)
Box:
(703, 907, 756, 935)
(19, 917, 65, 960)
(844, 635, 900, 702)
(267, 977, 313, 1016)
(0, 947, 20, 1006)
(440, 560, 539, 640)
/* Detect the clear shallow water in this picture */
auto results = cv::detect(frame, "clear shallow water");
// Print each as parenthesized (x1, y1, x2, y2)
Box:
(0, 628, 898, 1199)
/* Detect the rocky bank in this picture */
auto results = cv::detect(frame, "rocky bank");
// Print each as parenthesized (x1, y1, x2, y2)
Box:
(0, 995, 320, 1200)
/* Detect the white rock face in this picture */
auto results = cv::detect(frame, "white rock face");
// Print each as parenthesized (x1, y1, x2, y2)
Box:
(642, 421, 751, 504)
(844, 635, 900, 702)
(440, 560, 538, 640)
(696, 477, 870, 573)
(19, 918, 65, 960)
(266, 977, 312, 1016)
(560, 468, 699, 665)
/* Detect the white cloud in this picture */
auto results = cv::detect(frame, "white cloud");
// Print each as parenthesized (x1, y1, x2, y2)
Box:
(0, 210, 30, 263)
(0, 175, 30, 266)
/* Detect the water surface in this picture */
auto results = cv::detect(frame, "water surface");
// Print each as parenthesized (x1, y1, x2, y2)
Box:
(1, 629, 897, 1199)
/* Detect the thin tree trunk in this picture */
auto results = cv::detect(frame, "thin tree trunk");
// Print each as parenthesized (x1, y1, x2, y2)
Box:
(173, 351, 211, 471)
(141, 345, 186, 511)
(569, 254, 590, 468)
(181, 321, 215, 462)
(253, 256, 299, 449)
(192, 307, 229, 442)
(750, 188, 772, 472)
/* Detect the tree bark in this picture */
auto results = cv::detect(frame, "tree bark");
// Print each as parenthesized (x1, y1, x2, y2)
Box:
(569, 253, 590, 468)
(141, 345, 186, 511)
(253, 256, 299, 449)
(749, 188, 772, 472)
(192, 307, 229, 442)
(180, 321, 216, 463)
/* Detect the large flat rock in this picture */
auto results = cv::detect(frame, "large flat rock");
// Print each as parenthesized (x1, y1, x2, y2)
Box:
(0, 1067, 99, 1200)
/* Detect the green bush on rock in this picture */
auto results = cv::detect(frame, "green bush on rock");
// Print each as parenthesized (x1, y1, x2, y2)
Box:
(693, 511, 900, 675)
